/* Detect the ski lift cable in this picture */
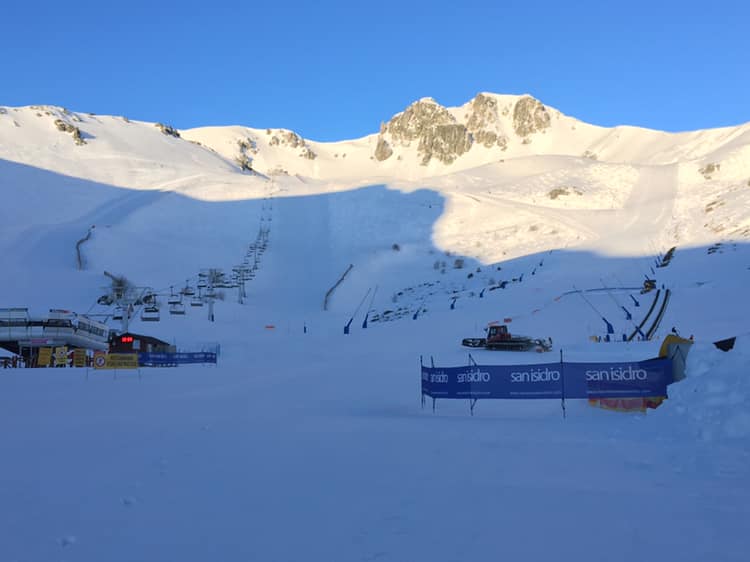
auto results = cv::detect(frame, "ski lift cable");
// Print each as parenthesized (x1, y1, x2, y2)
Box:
(600, 277, 627, 310)
(600, 277, 651, 338)
(352, 287, 372, 318)
(367, 285, 379, 312)
(572, 285, 606, 320)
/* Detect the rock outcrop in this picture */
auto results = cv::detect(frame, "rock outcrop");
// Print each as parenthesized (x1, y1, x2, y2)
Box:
(416, 123, 472, 165)
(386, 99, 454, 145)
(374, 94, 551, 165)
(465, 93, 508, 150)
(512, 96, 551, 138)
(374, 136, 393, 161)
(377, 98, 471, 165)
(54, 118, 86, 145)
(155, 123, 181, 138)
(269, 129, 317, 160)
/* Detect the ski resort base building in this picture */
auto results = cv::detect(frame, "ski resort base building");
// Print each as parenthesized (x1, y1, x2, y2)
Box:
(0, 308, 110, 367)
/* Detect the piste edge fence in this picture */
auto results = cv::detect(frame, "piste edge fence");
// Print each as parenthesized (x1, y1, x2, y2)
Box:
(420, 352, 673, 417)
(137, 351, 217, 367)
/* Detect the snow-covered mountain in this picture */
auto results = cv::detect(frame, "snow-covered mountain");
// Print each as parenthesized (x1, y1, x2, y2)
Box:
(2, 93, 750, 339)
(1, 94, 749, 561)
(2, 93, 749, 260)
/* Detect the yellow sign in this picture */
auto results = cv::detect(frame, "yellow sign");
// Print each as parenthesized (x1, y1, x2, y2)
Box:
(37, 347, 52, 367)
(107, 353, 138, 369)
(54, 346, 68, 366)
(94, 353, 139, 370)
(93, 351, 106, 369)
(73, 349, 87, 368)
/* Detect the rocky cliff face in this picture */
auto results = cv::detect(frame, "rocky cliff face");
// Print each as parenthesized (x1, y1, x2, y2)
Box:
(374, 136, 393, 161)
(376, 98, 471, 164)
(417, 123, 472, 165)
(512, 96, 551, 138)
(465, 93, 508, 150)
(374, 94, 550, 165)
(387, 98, 454, 144)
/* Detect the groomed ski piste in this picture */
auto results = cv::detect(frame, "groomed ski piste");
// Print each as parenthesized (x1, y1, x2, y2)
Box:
(1, 98, 749, 561)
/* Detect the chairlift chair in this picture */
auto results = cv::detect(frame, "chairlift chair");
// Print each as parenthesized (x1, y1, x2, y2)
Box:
(112, 306, 124, 320)
(169, 302, 186, 315)
(167, 289, 181, 306)
(141, 305, 161, 322)
(190, 295, 204, 307)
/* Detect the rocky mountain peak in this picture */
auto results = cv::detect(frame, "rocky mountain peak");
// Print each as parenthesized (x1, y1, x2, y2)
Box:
(373, 93, 553, 165)
(386, 98, 456, 145)
(376, 98, 471, 165)
(512, 95, 551, 138)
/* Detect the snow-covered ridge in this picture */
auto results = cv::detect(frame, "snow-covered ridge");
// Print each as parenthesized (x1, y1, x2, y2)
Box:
(2, 95, 750, 185)
(1, 94, 750, 264)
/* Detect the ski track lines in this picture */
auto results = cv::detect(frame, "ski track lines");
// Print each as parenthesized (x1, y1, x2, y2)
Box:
(454, 191, 601, 243)
(603, 164, 679, 254)
(452, 163, 679, 258)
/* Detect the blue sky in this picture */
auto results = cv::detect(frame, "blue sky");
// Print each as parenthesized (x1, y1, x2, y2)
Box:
(4, 0, 748, 141)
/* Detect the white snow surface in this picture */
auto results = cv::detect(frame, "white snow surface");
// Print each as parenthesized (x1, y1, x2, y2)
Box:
(1, 96, 749, 561)
(655, 337, 750, 442)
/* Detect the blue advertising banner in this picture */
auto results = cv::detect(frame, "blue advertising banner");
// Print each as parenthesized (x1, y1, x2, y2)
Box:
(421, 357, 671, 400)
(138, 352, 217, 366)
(562, 359, 671, 398)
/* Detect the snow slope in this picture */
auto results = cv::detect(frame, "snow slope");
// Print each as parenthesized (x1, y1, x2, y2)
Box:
(1, 94, 749, 561)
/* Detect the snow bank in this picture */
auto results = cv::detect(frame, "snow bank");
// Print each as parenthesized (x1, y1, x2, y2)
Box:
(657, 336, 750, 441)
